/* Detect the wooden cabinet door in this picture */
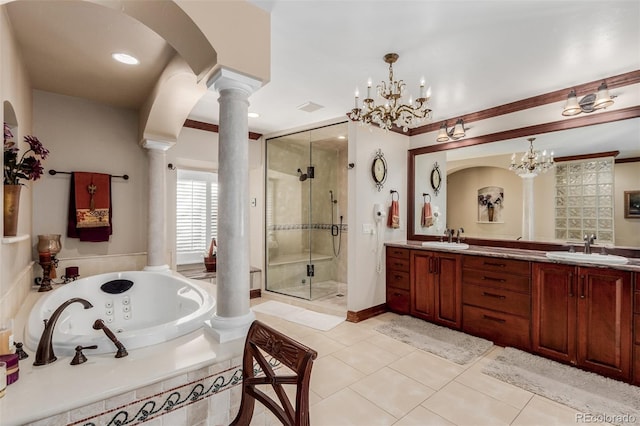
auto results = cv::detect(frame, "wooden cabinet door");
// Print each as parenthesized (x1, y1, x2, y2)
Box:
(532, 263, 576, 364)
(411, 251, 435, 321)
(434, 253, 462, 329)
(577, 267, 632, 381)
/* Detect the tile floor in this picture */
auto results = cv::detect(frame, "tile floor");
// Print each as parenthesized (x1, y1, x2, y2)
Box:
(247, 298, 612, 426)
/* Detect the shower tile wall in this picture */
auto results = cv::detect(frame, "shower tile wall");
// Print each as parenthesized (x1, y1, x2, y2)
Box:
(266, 135, 348, 294)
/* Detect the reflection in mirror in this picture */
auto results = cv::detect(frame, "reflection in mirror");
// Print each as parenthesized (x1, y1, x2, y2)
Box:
(412, 118, 640, 248)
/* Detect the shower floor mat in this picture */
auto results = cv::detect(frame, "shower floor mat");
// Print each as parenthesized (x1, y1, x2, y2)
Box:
(252, 300, 345, 331)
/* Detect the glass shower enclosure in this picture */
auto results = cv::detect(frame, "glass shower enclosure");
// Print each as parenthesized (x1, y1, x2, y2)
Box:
(265, 122, 348, 301)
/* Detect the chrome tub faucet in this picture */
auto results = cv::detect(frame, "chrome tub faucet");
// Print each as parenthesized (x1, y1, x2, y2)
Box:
(34, 297, 94, 366)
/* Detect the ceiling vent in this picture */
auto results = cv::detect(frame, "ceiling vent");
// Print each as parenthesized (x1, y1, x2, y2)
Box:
(297, 101, 324, 113)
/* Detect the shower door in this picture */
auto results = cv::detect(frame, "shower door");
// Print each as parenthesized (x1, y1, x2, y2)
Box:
(265, 123, 347, 301)
(266, 129, 314, 300)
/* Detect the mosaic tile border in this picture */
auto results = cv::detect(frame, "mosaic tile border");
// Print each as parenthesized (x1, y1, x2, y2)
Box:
(268, 223, 348, 231)
(71, 358, 280, 426)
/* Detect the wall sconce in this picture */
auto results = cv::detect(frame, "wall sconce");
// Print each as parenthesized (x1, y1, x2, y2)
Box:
(436, 119, 466, 142)
(562, 81, 615, 116)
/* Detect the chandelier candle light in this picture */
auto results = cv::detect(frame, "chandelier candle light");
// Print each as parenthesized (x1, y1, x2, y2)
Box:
(509, 137, 554, 177)
(347, 53, 432, 132)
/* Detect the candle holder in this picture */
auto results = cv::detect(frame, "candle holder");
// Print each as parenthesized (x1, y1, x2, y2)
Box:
(34, 251, 53, 292)
(60, 266, 80, 283)
(37, 234, 61, 280)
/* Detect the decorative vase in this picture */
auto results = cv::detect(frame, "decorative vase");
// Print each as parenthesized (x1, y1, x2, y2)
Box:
(487, 205, 495, 222)
(204, 256, 217, 272)
(3, 185, 22, 237)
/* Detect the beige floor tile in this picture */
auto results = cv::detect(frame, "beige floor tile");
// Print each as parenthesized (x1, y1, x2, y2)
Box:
(310, 388, 398, 426)
(296, 331, 347, 358)
(367, 332, 417, 357)
(422, 381, 520, 426)
(324, 320, 378, 346)
(310, 355, 365, 398)
(455, 358, 533, 409)
(389, 350, 465, 390)
(512, 395, 604, 426)
(393, 406, 455, 426)
(350, 367, 435, 419)
(332, 340, 400, 374)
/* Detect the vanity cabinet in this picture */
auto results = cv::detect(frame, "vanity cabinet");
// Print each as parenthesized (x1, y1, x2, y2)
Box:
(461, 256, 531, 350)
(385, 247, 411, 315)
(411, 250, 462, 329)
(532, 263, 633, 381)
(633, 274, 640, 385)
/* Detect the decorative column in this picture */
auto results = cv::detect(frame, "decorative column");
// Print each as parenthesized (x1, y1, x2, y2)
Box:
(521, 173, 536, 241)
(142, 140, 174, 272)
(204, 68, 261, 343)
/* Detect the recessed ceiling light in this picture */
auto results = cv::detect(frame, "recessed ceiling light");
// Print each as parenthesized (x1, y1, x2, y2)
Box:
(248, 112, 260, 118)
(338, 135, 346, 140)
(112, 53, 139, 65)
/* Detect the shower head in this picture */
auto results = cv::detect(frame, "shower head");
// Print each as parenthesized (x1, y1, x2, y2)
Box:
(297, 168, 308, 182)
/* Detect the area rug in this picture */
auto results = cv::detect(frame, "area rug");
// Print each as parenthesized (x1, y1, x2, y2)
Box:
(483, 347, 640, 425)
(252, 300, 345, 331)
(374, 315, 493, 365)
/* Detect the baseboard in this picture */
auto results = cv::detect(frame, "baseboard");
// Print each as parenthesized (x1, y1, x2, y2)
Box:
(346, 303, 387, 323)
(250, 289, 261, 299)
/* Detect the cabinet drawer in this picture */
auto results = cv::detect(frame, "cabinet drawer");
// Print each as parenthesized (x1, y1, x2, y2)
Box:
(463, 256, 530, 276)
(387, 270, 410, 291)
(635, 292, 640, 314)
(463, 269, 530, 294)
(463, 283, 530, 317)
(387, 247, 410, 260)
(387, 288, 410, 314)
(635, 315, 640, 345)
(463, 305, 531, 350)
(387, 257, 410, 272)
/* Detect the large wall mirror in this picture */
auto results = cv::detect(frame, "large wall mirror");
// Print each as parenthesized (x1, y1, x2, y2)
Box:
(408, 117, 640, 250)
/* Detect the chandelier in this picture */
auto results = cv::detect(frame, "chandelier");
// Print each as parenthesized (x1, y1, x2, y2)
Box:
(347, 53, 432, 132)
(509, 137, 554, 176)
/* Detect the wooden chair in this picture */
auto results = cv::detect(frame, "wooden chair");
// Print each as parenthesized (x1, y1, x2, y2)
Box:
(230, 320, 318, 426)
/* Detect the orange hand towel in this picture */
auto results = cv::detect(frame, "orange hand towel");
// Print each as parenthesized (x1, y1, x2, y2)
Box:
(421, 202, 434, 227)
(387, 200, 400, 229)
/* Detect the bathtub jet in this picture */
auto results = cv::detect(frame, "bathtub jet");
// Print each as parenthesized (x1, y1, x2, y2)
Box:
(25, 271, 216, 356)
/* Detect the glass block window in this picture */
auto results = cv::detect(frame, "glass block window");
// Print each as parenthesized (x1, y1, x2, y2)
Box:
(554, 158, 614, 243)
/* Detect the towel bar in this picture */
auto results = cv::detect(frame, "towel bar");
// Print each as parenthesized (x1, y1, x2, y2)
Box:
(48, 170, 129, 180)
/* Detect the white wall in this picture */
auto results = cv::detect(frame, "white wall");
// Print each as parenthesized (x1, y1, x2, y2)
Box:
(1, 6, 36, 326)
(347, 124, 409, 312)
(32, 91, 149, 272)
(167, 126, 264, 273)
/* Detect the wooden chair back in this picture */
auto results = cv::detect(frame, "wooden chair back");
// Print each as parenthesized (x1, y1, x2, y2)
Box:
(230, 320, 318, 426)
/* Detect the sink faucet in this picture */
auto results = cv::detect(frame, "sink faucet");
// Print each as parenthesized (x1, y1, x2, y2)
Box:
(93, 319, 128, 358)
(446, 228, 455, 243)
(34, 297, 94, 366)
(456, 227, 464, 244)
(584, 234, 596, 254)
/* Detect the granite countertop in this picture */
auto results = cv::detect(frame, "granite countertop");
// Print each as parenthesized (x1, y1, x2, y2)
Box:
(386, 241, 640, 273)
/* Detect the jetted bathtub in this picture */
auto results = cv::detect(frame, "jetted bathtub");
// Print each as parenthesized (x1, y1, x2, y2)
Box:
(25, 271, 216, 356)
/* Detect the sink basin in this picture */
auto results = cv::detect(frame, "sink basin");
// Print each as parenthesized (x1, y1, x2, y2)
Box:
(422, 241, 470, 250)
(545, 251, 629, 265)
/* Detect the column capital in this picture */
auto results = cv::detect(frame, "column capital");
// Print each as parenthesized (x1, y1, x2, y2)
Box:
(142, 139, 175, 151)
(207, 67, 262, 95)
